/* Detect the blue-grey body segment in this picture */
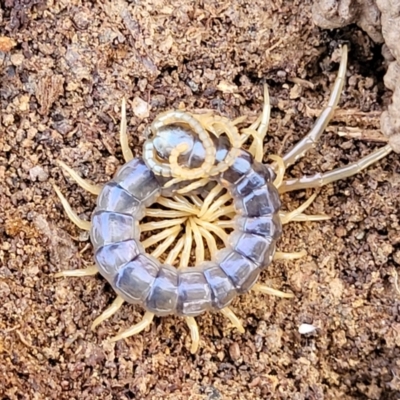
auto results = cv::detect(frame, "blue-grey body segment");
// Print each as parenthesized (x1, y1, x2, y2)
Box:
(90, 125, 282, 316)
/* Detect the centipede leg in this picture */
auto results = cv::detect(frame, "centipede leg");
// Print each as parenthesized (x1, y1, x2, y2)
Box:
(279, 144, 393, 193)
(53, 185, 91, 230)
(109, 311, 154, 342)
(151, 227, 182, 259)
(120, 97, 134, 163)
(55, 265, 98, 278)
(280, 193, 317, 224)
(252, 283, 294, 299)
(249, 84, 271, 162)
(282, 212, 330, 222)
(185, 317, 200, 354)
(282, 45, 348, 168)
(91, 296, 124, 330)
(57, 161, 102, 196)
(220, 307, 245, 333)
(274, 250, 307, 260)
(269, 154, 286, 188)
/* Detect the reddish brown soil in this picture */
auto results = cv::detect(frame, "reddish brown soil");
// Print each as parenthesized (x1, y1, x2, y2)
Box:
(1, 1, 399, 399)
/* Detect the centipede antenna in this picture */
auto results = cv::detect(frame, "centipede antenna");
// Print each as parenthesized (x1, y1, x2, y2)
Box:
(54, 265, 98, 278)
(120, 97, 134, 163)
(57, 160, 102, 196)
(109, 312, 154, 342)
(53, 185, 91, 231)
(252, 283, 295, 299)
(91, 296, 124, 330)
(220, 307, 245, 333)
(185, 317, 200, 354)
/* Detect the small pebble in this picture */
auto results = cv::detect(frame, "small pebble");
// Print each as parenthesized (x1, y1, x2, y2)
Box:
(298, 324, 317, 334)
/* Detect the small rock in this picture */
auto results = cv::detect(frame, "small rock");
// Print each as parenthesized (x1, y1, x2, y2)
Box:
(131, 96, 150, 119)
(298, 324, 317, 334)
(29, 165, 49, 182)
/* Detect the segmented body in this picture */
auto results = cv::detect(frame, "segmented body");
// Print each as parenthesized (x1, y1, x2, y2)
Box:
(91, 139, 281, 317)
(54, 45, 395, 352)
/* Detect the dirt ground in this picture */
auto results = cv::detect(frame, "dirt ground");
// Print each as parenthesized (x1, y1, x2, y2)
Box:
(1, 1, 400, 399)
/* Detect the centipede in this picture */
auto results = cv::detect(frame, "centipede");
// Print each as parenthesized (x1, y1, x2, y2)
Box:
(53, 45, 394, 353)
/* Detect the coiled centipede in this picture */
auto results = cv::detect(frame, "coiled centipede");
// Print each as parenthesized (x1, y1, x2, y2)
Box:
(54, 46, 393, 353)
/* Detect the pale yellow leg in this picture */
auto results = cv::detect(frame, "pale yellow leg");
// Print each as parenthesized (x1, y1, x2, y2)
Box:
(220, 307, 245, 333)
(175, 178, 212, 194)
(249, 84, 271, 162)
(185, 317, 200, 354)
(252, 283, 294, 298)
(141, 225, 181, 249)
(207, 204, 235, 222)
(232, 115, 248, 126)
(197, 226, 218, 257)
(179, 222, 193, 268)
(91, 296, 124, 330)
(120, 97, 134, 163)
(189, 195, 203, 208)
(54, 265, 97, 278)
(274, 250, 307, 260)
(214, 220, 235, 229)
(165, 236, 185, 265)
(53, 185, 91, 231)
(151, 226, 182, 259)
(280, 193, 317, 224)
(269, 154, 285, 188)
(280, 212, 330, 222)
(198, 184, 225, 218)
(194, 218, 228, 244)
(190, 217, 205, 264)
(110, 311, 154, 342)
(57, 160, 102, 195)
(140, 217, 187, 232)
(157, 197, 198, 214)
(202, 192, 232, 221)
(145, 209, 191, 218)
